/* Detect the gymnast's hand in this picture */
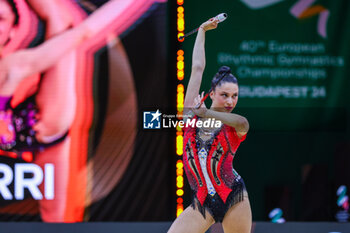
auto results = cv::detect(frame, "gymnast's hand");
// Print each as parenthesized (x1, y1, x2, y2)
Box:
(200, 18, 219, 31)
(191, 92, 208, 117)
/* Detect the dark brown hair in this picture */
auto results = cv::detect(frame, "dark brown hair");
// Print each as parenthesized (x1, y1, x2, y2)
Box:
(211, 66, 238, 91)
(5, 0, 19, 25)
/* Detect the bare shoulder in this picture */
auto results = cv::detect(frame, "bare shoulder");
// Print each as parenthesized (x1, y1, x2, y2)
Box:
(236, 131, 247, 139)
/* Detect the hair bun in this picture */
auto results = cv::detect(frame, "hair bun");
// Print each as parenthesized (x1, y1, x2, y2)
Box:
(218, 66, 231, 74)
(211, 66, 238, 89)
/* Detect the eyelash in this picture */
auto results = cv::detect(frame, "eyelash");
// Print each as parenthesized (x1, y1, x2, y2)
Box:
(221, 94, 237, 97)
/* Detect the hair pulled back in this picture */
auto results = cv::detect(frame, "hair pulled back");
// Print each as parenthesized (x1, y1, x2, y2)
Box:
(211, 66, 237, 91)
(6, 0, 19, 25)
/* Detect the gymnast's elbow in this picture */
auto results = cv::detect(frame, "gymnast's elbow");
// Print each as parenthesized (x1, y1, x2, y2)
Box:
(236, 117, 249, 134)
(191, 64, 205, 75)
(79, 21, 96, 41)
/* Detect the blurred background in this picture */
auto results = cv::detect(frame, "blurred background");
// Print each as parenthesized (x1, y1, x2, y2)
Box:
(0, 0, 349, 229)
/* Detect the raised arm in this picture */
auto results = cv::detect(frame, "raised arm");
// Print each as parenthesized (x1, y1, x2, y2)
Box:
(1, 24, 87, 89)
(1, 0, 126, 84)
(183, 18, 218, 109)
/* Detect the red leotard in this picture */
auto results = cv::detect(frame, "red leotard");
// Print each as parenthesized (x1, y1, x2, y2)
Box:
(183, 116, 247, 222)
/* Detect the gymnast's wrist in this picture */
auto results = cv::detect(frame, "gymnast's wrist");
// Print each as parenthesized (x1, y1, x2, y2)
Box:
(199, 25, 207, 32)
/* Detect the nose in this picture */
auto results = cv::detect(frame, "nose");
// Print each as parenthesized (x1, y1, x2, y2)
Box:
(226, 98, 234, 106)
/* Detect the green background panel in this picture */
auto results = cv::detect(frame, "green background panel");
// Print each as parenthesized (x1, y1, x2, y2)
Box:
(182, 0, 350, 220)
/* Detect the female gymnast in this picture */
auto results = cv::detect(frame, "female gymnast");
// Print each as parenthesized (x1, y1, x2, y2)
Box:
(0, 0, 135, 221)
(168, 18, 252, 233)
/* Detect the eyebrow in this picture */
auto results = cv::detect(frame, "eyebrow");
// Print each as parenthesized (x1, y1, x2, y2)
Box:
(220, 91, 238, 95)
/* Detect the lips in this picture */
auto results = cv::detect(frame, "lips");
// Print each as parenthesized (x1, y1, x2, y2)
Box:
(225, 106, 233, 111)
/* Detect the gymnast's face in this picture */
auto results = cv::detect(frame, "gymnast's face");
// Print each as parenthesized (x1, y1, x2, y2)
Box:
(210, 82, 238, 113)
(0, 0, 15, 47)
